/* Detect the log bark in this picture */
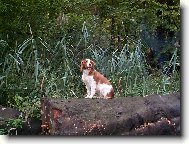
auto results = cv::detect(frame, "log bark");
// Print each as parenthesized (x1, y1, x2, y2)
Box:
(41, 92, 180, 135)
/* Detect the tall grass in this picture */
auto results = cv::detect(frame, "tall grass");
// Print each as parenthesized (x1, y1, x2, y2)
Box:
(0, 27, 180, 118)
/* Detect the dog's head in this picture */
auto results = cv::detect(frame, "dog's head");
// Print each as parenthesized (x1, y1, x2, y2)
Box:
(80, 59, 95, 72)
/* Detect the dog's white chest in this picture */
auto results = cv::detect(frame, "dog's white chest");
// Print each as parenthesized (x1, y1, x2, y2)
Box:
(82, 73, 96, 86)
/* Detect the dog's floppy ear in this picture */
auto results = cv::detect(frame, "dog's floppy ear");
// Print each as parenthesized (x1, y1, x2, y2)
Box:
(90, 60, 95, 69)
(80, 60, 84, 72)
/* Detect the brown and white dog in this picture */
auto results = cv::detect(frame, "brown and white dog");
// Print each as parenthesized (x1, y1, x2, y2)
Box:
(80, 58, 114, 99)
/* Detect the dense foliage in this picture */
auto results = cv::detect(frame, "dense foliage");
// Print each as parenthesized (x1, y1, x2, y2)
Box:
(0, 0, 180, 120)
(0, 0, 180, 47)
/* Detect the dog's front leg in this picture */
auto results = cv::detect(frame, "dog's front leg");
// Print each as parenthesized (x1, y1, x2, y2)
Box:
(85, 85, 91, 98)
(87, 84, 96, 99)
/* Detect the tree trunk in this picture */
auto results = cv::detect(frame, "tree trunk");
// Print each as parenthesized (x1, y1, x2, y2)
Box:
(41, 92, 180, 135)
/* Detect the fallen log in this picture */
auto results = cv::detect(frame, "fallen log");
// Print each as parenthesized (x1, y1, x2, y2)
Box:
(41, 92, 180, 135)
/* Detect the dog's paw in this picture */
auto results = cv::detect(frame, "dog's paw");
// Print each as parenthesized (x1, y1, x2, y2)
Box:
(85, 95, 93, 99)
(85, 95, 90, 98)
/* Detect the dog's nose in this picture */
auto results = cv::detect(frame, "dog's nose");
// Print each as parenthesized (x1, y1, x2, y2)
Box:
(89, 63, 92, 67)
